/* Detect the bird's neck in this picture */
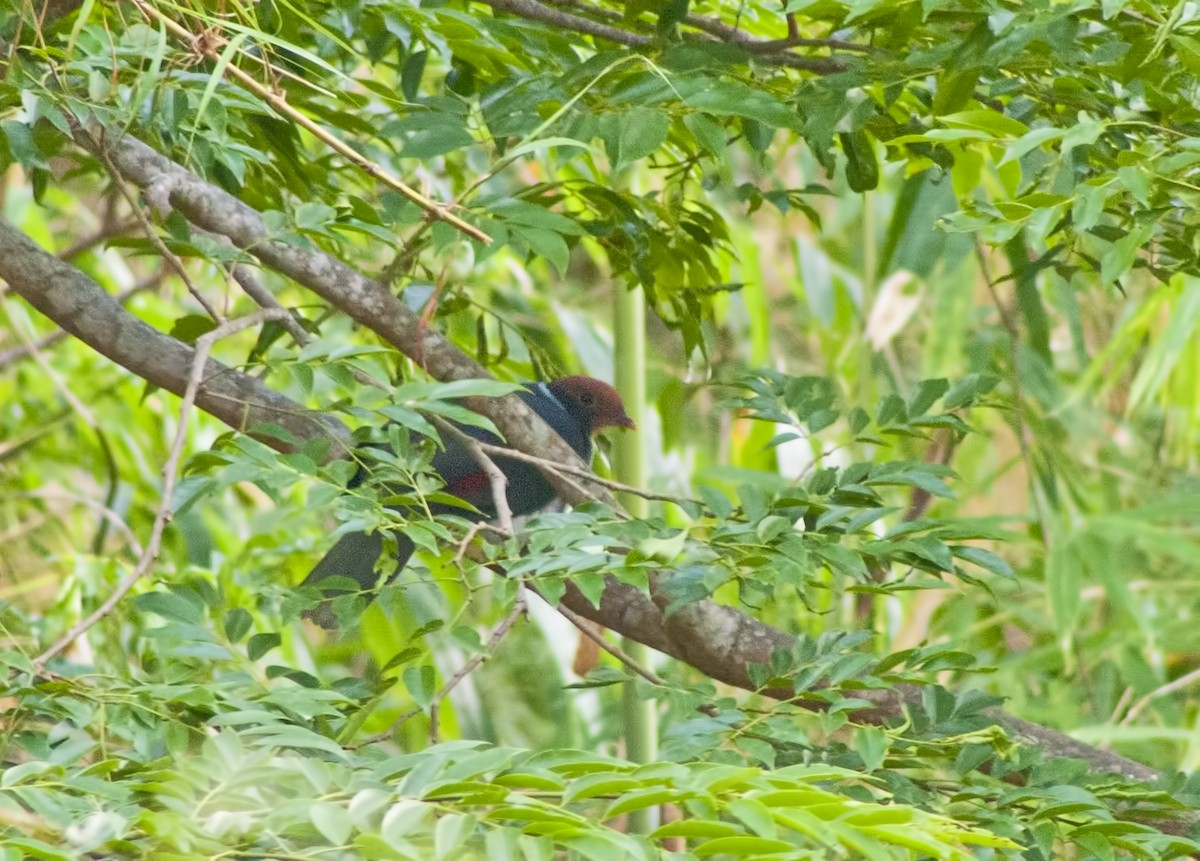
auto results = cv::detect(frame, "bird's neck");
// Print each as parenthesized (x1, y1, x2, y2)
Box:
(531, 381, 565, 412)
(528, 382, 594, 460)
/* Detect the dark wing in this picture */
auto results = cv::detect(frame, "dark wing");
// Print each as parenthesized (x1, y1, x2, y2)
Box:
(428, 386, 592, 517)
(354, 385, 593, 518)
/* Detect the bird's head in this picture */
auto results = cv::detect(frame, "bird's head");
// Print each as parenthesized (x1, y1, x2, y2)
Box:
(547, 376, 636, 433)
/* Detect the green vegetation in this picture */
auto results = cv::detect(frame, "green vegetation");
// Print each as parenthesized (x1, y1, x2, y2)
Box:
(2, 0, 1200, 857)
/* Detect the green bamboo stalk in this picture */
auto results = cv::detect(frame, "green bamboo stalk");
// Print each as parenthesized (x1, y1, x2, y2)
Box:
(613, 280, 657, 833)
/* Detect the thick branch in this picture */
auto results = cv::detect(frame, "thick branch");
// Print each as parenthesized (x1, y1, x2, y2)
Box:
(0, 219, 344, 451)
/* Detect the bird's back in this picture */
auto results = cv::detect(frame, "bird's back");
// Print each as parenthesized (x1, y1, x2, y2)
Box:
(427, 385, 593, 518)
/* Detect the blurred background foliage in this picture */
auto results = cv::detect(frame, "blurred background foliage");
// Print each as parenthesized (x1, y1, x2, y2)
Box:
(2, 0, 1200, 856)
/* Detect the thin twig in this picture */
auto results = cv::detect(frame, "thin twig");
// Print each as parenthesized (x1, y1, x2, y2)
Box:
(676, 3, 871, 52)
(8, 491, 145, 557)
(721, 27, 869, 54)
(524, 0, 855, 70)
(1, 294, 97, 425)
(429, 581, 528, 744)
(0, 324, 65, 368)
(427, 414, 522, 747)
(555, 601, 664, 686)
(1110, 685, 1134, 727)
(33, 309, 293, 668)
(974, 241, 1050, 546)
(223, 254, 385, 390)
(427, 417, 516, 536)
(129, 0, 491, 245)
(471, 437, 701, 510)
(352, 707, 423, 749)
(0, 512, 49, 545)
(1120, 666, 1200, 726)
(229, 264, 311, 346)
(452, 520, 509, 566)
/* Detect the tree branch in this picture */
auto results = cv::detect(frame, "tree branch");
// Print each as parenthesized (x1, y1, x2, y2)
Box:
(480, 0, 848, 73)
(0, 272, 160, 372)
(0, 218, 346, 451)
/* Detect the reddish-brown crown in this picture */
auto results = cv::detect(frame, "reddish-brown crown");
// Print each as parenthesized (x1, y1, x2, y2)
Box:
(547, 376, 636, 432)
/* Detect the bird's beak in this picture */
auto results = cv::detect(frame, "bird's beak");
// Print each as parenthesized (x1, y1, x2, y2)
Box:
(617, 415, 637, 430)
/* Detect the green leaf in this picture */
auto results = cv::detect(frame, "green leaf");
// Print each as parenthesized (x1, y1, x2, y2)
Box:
(907, 378, 948, 416)
(700, 485, 733, 518)
(875, 393, 906, 425)
(241, 725, 348, 756)
(381, 800, 433, 843)
(394, 113, 474, 160)
(404, 664, 438, 710)
(504, 136, 595, 159)
(617, 107, 670, 165)
(135, 590, 202, 624)
(170, 314, 219, 345)
(726, 797, 776, 836)
(840, 130, 879, 193)
(684, 82, 800, 130)
(1100, 222, 1154, 285)
(1, 761, 55, 787)
(222, 607, 252, 642)
(435, 812, 476, 856)
(294, 201, 337, 233)
(685, 112, 728, 156)
(563, 773, 642, 803)
(310, 801, 354, 845)
(941, 109, 1029, 138)
(816, 543, 869, 580)
(378, 405, 440, 440)
(1, 121, 42, 170)
(999, 126, 1065, 165)
(905, 536, 954, 571)
(693, 835, 794, 856)
(490, 202, 584, 236)
(401, 50, 428, 101)
(650, 819, 742, 839)
(853, 726, 887, 771)
(952, 545, 1013, 577)
(0, 838, 74, 861)
(943, 373, 1000, 409)
(516, 225, 570, 274)
(248, 632, 281, 660)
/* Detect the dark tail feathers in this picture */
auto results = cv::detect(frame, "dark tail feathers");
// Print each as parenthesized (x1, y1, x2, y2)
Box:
(301, 530, 415, 628)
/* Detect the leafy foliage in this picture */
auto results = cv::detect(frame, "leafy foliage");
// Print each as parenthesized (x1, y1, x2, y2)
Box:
(4, 0, 1200, 857)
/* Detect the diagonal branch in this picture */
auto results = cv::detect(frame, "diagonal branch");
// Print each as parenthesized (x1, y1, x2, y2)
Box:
(0, 219, 346, 450)
(480, 0, 849, 73)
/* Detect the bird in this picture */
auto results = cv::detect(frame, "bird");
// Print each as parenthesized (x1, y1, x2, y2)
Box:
(301, 376, 634, 626)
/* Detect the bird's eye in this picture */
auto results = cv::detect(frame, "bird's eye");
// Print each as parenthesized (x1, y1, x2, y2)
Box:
(580, 392, 594, 405)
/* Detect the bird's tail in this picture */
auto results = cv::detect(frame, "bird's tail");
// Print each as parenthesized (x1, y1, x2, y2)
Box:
(301, 530, 415, 628)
